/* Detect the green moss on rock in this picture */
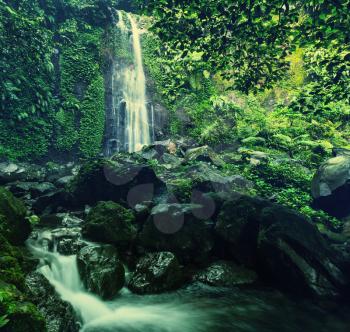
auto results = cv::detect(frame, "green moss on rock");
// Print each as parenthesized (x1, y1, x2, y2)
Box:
(0, 281, 45, 332)
(0, 188, 30, 245)
(82, 201, 137, 247)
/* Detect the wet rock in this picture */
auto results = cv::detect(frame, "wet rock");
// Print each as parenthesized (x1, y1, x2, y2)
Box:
(25, 272, 79, 332)
(0, 187, 31, 245)
(82, 201, 137, 247)
(239, 149, 269, 166)
(184, 145, 225, 167)
(77, 244, 125, 300)
(7, 181, 56, 198)
(51, 227, 84, 255)
(194, 261, 258, 287)
(56, 238, 86, 256)
(39, 213, 84, 228)
(55, 176, 74, 188)
(138, 203, 214, 263)
(69, 158, 166, 207)
(312, 155, 350, 218)
(128, 252, 183, 294)
(0, 162, 45, 185)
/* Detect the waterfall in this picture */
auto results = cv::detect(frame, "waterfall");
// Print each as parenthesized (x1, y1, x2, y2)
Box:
(27, 230, 202, 332)
(105, 11, 152, 155)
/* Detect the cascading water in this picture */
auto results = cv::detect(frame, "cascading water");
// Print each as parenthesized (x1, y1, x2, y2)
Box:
(27, 230, 203, 332)
(105, 11, 152, 155)
(27, 228, 350, 332)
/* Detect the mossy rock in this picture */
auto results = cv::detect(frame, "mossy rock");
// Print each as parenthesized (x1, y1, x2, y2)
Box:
(0, 281, 45, 332)
(0, 234, 36, 291)
(0, 187, 30, 245)
(82, 201, 137, 247)
(69, 158, 166, 207)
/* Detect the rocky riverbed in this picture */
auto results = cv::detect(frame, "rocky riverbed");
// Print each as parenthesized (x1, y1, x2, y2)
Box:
(1, 140, 350, 331)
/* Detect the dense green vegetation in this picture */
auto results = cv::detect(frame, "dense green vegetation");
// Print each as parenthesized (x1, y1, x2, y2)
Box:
(0, 0, 115, 160)
(139, 1, 350, 228)
(1, 1, 350, 330)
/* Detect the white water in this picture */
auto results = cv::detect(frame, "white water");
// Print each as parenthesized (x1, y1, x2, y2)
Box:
(28, 230, 201, 332)
(116, 11, 151, 153)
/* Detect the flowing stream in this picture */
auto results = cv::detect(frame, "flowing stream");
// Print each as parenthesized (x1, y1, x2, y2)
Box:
(27, 228, 350, 332)
(27, 230, 203, 332)
(105, 11, 152, 155)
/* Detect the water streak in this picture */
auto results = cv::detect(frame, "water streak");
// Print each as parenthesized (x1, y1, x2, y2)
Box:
(108, 11, 151, 154)
(28, 230, 201, 332)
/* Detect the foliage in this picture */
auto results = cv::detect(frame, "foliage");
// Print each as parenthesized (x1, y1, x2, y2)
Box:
(139, 0, 350, 94)
(79, 76, 105, 158)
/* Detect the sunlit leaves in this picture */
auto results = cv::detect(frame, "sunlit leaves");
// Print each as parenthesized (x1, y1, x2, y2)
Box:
(139, 0, 350, 94)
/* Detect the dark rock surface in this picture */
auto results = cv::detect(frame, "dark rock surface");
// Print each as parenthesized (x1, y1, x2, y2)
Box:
(139, 203, 214, 263)
(69, 158, 166, 207)
(215, 195, 350, 297)
(25, 272, 79, 332)
(128, 252, 183, 294)
(77, 244, 125, 300)
(194, 261, 258, 287)
(0, 187, 31, 245)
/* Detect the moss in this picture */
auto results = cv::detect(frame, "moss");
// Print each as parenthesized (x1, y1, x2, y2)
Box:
(0, 235, 25, 290)
(78, 75, 105, 158)
(0, 281, 46, 332)
(167, 178, 194, 202)
(83, 201, 136, 245)
(0, 188, 30, 245)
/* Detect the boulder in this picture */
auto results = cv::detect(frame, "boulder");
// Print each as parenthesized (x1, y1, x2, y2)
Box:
(215, 196, 267, 266)
(159, 153, 183, 169)
(32, 190, 71, 215)
(7, 181, 56, 198)
(138, 203, 214, 263)
(184, 145, 225, 167)
(82, 201, 137, 247)
(185, 164, 252, 195)
(69, 158, 166, 207)
(25, 272, 79, 332)
(215, 195, 350, 298)
(0, 187, 31, 245)
(257, 205, 349, 297)
(193, 261, 257, 287)
(77, 245, 125, 300)
(312, 155, 350, 218)
(137, 140, 177, 160)
(128, 252, 183, 294)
